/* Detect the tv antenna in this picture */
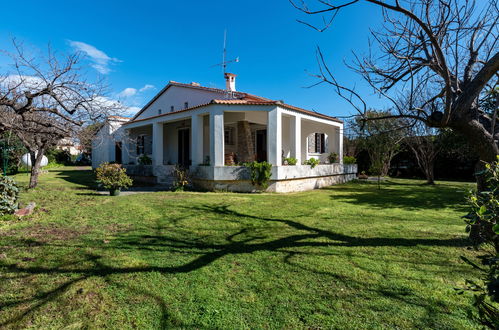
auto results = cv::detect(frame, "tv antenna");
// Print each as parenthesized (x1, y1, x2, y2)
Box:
(211, 30, 239, 73)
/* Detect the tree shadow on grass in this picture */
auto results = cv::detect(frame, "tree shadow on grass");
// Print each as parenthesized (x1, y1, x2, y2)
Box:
(55, 169, 97, 190)
(326, 180, 469, 212)
(0, 204, 470, 327)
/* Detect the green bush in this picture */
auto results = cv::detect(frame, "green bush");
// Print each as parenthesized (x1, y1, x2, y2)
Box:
(138, 154, 152, 165)
(0, 176, 19, 215)
(244, 161, 272, 189)
(343, 156, 357, 164)
(172, 165, 190, 191)
(459, 156, 499, 327)
(283, 157, 297, 165)
(45, 149, 73, 165)
(304, 158, 320, 168)
(95, 163, 133, 192)
(328, 152, 338, 163)
(0, 133, 27, 175)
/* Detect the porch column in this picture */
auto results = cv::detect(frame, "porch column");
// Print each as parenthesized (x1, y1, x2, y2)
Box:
(191, 114, 204, 166)
(291, 115, 301, 165)
(267, 107, 282, 166)
(152, 122, 164, 166)
(121, 129, 130, 165)
(210, 109, 224, 166)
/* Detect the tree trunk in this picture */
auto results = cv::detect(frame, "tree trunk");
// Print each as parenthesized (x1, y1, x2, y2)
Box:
(425, 166, 435, 185)
(450, 116, 499, 246)
(28, 150, 45, 189)
(451, 118, 498, 192)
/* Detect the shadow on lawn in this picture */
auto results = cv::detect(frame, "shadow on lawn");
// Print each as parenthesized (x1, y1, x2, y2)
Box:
(327, 180, 469, 212)
(56, 169, 97, 190)
(0, 204, 470, 327)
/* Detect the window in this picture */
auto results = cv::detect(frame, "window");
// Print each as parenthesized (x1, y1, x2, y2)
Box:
(184, 102, 189, 109)
(224, 127, 234, 145)
(158, 109, 162, 115)
(170, 106, 174, 112)
(308, 133, 325, 154)
(136, 135, 145, 155)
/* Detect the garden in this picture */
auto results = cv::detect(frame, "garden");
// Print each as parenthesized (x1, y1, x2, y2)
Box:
(0, 167, 483, 328)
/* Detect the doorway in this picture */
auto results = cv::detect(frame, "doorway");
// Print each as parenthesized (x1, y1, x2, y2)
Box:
(115, 142, 122, 164)
(255, 129, 267, 162)
(178, 128, 190, 167)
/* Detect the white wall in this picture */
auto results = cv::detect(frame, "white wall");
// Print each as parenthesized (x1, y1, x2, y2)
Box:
(301, 119, 339, 163)
(135, 85, 224, 121)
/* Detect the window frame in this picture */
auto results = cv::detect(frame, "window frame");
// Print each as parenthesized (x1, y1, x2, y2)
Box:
(136, 135, 146, 155)
(224, 127, 235, 146)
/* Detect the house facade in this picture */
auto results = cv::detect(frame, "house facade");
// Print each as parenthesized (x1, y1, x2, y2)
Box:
(92, 74, 357, 192)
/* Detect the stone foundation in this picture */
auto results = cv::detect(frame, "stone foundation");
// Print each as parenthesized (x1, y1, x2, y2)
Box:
(193, 164, 357, 193)
(192, 168, 357, 193)
(127, 163, 358, 193)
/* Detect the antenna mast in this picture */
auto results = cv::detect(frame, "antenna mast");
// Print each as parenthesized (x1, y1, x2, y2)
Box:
(212, 29, 239, 73)
(222, 29, 227, 74)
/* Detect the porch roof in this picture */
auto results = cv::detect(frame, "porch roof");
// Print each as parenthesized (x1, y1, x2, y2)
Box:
(123, 98, 342, 126)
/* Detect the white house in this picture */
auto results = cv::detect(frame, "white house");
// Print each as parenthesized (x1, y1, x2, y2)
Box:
(92, 74, 357, 192)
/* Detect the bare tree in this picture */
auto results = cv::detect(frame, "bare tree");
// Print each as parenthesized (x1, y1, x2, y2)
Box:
(355, 110, 405, 179)
(0, 40, 122, 188)
(290, 0, 499, 190)
(0, 108, 67, 187)
(404, 122, 441, 184)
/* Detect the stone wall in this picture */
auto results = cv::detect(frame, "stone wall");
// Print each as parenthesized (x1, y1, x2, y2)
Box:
(192, 172, 357, 193)
(236, 120, 255, 163)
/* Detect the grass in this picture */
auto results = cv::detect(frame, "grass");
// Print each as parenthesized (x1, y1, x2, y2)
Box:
(0, 167, 481, 329)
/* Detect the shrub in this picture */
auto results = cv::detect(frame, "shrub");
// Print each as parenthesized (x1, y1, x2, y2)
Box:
(328, 152, 338, 163)
(46, 149, 73, 165)
(244, 161, 272, 189)
(283, 157, 297, 166)
(138, 154, 152, 165)
(95, 163, 133, 193)
(304, 158, 320, 168)
(0, 176, 19, 215)
(172, 165, 190, 191)
(459, 156, 499, 327)
(343, 156, 357, 164)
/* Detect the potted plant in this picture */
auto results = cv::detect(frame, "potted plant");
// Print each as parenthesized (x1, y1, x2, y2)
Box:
(304, 158, 320, 168)
(95, 163, 133, 196)
(327, 152, 338, 163)
(138, 154, 152, 165)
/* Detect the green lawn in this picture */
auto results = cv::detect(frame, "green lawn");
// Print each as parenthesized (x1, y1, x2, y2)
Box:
(0, 168, 480, 328)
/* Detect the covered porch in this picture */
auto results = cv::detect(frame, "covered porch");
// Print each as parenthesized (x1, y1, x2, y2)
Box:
(119, 105, 356, 191)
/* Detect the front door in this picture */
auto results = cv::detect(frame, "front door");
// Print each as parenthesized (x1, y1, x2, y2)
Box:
(115, 142, 122, 164)
(178, 129, 190, 167)
(256, 129, 267, 162)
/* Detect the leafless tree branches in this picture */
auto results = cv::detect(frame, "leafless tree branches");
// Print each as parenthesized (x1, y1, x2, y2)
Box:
(291, 0, 499, 181)
(0, 39, 125, 187)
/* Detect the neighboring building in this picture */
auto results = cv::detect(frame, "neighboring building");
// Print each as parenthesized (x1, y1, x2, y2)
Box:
(92, 74, 357, 192)
(57, 138, 82, 156)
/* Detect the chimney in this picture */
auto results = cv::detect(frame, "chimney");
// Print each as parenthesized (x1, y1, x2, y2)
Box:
(224, 73, 237, 91)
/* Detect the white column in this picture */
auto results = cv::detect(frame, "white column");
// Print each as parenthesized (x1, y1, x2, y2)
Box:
(291, 115, 301, 165)
(191, 114, 204, 166)
(267, 107, 282, 166)
(210, 109, 224, 166)
(152, 122, 164, 166)
(121, 129, 130, 165)
(338, 125, 344, 164)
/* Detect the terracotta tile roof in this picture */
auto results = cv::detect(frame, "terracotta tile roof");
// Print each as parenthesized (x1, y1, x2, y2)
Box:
(210, 99, 342, 122)
(126, 81, 342, 124)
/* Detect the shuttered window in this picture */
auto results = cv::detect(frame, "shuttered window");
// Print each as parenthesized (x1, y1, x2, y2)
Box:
(308, 133, 325, 153)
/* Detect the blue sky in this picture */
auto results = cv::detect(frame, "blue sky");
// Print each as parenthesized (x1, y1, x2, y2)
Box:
(0, 0, 387, 118)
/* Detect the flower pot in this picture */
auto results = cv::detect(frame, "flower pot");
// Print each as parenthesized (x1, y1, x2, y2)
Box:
(109, 188, 121, 196)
